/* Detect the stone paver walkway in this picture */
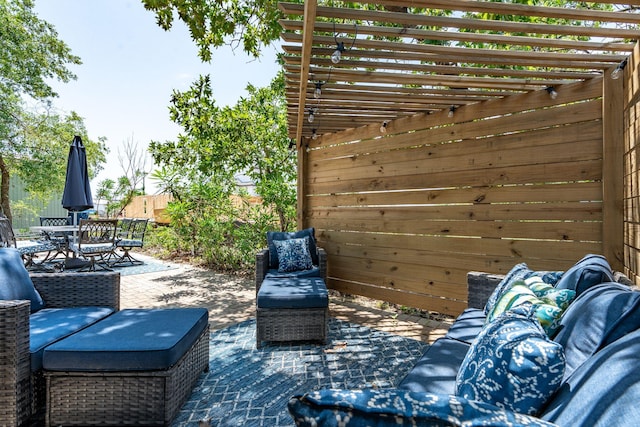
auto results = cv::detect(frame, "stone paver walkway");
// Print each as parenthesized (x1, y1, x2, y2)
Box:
(120, 254, 453, 344)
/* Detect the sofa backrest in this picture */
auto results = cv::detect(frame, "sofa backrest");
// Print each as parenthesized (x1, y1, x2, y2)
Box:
(554, 254, 614, 296)
(552, 282, 640, 380)
(541, 327, 640, 426)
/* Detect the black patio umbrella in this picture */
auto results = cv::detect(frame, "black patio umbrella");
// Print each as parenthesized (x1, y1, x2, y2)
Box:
(62, 135, 93, 224)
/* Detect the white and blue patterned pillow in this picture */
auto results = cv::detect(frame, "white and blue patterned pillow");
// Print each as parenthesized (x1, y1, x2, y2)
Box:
(288, 389, 557, 426)
(456, 305, 566, 416)
(273, 237, 314, 273)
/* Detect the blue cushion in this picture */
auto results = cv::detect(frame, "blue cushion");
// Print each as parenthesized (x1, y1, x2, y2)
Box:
(397, 337, 470, 395)
(541, 328, 640, 426)
(0, 248, 44, 312)
(456, 305, 566, 416)
(288, 389, 557, 427)
(267, 228, 318, 268)
(273, 237, 313, 272)
(30, 307, 115, 371)
(42, 308, 208, 371)
(444, 308, 485, 343)
(257, 277, 328, 309)
(554, 254, 614, 296)
(552, 281, 640, 380)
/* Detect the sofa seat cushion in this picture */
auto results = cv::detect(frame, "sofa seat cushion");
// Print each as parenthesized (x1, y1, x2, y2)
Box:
(541, 327, 640, 427)
(0, 248, 45, 312)
(396, 337, 470, 395)
(552, 281, 640, 380)
(42, 308, 208, 372)
(288, 389, 558, 427)
(30, 306, 115, 371)
(456, 305, 565, 416)
(444, 308, 485, 343)
(257, 276, 328, 309)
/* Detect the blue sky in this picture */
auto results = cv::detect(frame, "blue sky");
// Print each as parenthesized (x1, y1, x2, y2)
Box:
(34, 0, 281, 193)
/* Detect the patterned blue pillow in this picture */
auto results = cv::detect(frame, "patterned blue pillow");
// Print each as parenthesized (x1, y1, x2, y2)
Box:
(288, 389, 557, 426)
(456, 305, 565, 416)
(273, 237, 313, 273)
(484, 263, 533, 315)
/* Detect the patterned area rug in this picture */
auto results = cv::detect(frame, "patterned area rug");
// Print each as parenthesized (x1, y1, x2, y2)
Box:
(111, 258, 177, 276)
(172, 318, 430, 426)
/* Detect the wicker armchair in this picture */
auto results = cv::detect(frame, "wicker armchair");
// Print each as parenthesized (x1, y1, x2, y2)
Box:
(0, 271, 120, 426)
(255, 246, 328, 347)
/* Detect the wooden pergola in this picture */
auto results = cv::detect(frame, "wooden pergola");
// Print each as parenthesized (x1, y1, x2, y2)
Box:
(281, 1, 639, 141)
(280, 1, 640, 315)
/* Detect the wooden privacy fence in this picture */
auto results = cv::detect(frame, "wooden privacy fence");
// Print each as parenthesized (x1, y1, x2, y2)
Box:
(625, 43, 640, 285)
(302, 77, 611, 316)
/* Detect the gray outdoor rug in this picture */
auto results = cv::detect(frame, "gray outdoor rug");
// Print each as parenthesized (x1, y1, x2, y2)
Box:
(111, 258, 177, 276)
(171, 318, 430, 426)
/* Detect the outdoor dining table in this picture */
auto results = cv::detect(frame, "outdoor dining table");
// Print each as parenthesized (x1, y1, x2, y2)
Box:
(29, 225, 86, 269)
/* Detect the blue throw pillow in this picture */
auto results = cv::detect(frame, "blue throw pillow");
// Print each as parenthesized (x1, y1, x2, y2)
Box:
(456, 305, 565, 416)
(267, 228, 318, 268)
(0, 248, 45, 312)
(273, 237, 314, 273)
(288, 389, 557, 427)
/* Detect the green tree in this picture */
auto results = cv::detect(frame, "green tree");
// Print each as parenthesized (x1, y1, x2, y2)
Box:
(1, 108, 107, 222)
(149, 72, 295, 269)
(0, 0, 106, 222)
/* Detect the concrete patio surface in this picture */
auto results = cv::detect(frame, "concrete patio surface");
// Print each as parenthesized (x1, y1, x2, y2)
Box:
(120, 253, 453, 344)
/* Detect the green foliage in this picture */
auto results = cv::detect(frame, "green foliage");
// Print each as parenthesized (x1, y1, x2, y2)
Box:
(0, 0, 81, 100)
(0, 0, 106, 222)
(141, 0, 284, 62)
(148, 72, 294, 271)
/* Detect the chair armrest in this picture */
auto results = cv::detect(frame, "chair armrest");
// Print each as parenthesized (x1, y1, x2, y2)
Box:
(30, 271, 120, 310)
(256, 249, 270, 293)
(317, 247, 327, 281)
(0, 300, 31, 425)
(467, 271, 505, 310)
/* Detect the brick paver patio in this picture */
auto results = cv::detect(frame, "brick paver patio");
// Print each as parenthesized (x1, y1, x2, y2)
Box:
(120, 253, 453, 344)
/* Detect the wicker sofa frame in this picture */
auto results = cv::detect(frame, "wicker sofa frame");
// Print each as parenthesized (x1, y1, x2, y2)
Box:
(255, 247, 328, 348)
(44, 324, 210, 426)
(0, 271, 120, 426)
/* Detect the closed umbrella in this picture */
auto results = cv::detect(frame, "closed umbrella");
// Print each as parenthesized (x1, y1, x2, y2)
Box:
(62, 135, 93, 223)
(61, 136, 93, 270)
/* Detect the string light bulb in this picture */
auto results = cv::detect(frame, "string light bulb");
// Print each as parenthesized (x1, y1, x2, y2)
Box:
(546, 86, 558, 100)
(312, 129, 318, 140)
(380, 121, 388, 133)
(331, 41, 345, 64)
(448, 106, 456, 118)
(611, 58, 628, 80)
(308, 108, 316, 123)
(313, 82, 323, 99)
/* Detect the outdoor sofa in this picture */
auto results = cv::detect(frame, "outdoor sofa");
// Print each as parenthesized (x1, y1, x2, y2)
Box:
(0, 247, 209, 426)
(0, 248, 119, 425)
(290, 254, 640, 426)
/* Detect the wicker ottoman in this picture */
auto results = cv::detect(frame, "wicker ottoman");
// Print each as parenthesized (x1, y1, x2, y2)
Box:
(256, 276, 329, 348)
(42, 308, 210, 426)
